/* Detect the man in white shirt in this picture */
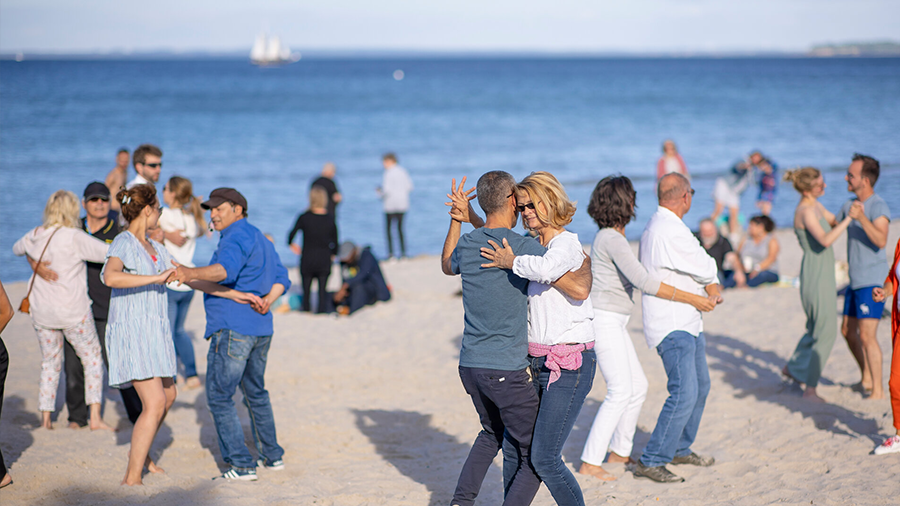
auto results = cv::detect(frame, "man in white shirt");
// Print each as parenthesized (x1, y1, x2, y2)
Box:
(126, 144, 163, 189)
(377, 152, 413, 259)
(635, 173, 722, 483)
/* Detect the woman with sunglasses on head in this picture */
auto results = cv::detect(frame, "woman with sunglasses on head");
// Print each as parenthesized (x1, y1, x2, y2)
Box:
(13, 190, 115, 432)
(577, 175, 715, 482)
(781, 168, 852, 403)
(159, 176, 206, 390)
(478, 171, 594, 506)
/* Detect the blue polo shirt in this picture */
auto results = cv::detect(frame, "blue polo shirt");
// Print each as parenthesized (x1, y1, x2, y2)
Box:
(204, 218, 291, 338)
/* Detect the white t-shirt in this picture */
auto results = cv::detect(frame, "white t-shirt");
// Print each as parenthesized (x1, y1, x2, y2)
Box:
(158, 207, 200, 291)
(512, 230, 595, 346)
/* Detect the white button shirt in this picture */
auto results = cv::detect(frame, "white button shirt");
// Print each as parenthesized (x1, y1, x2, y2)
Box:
(639, 206, 717, 348)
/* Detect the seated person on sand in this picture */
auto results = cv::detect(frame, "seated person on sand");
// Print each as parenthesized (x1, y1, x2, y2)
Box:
(737, 215, 780, 287)
(333, 241, 391, 315)
(697, 218, 746, 289)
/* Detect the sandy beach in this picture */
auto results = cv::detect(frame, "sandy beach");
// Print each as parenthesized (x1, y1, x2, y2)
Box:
(1, 223, 898, 506)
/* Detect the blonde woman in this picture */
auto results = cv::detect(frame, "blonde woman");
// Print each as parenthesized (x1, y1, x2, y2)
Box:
(288, 185, 339, 313)
(480, 171, 595, 506)
(782, 168, 852, 402)
(12, 190, 114, 431)
(159, 176, 206, 389)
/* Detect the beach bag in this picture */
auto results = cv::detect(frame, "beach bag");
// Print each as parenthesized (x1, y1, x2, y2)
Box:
(19, 228, 59, 314)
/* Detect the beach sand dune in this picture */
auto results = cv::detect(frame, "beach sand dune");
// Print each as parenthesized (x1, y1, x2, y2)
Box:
(1, 224, 897, 505)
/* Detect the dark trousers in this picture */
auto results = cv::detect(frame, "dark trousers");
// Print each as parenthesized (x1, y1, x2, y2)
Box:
(385, 212, 406, 258)
(0, 337, 8, 480)
(300, 263, 331, 313)
(64, 319, 142, 425)
(453, 366, 541, 506)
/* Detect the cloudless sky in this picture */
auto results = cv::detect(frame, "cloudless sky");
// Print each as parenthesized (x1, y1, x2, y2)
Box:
(1, 0, 898, 54)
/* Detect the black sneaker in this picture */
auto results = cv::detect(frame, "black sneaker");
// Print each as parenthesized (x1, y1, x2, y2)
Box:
(671, 452, 715, 467)
(633, 462, 684, 483)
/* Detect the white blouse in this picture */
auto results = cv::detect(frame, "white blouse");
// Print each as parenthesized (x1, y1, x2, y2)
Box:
(512, 231, 595, 346)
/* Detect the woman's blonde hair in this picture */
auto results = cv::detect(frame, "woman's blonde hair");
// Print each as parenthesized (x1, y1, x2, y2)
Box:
(43, 190, 80, 229)
(309, 185, 328, 210)
(166, 176, 205, 231)
(516, 171, 576, 229)
(783, 167, 821, 193)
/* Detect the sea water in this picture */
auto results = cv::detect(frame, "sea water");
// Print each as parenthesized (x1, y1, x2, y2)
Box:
(2, 57, 899, 281)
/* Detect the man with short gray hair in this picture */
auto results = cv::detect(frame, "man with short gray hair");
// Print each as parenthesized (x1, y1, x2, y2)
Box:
(635, 173, 722, 483)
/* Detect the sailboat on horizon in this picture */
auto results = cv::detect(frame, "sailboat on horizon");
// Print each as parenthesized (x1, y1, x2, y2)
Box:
(250, 32, 299, 66)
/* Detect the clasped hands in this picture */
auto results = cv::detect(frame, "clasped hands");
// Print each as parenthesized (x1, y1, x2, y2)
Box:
(163, 262, 274, 314)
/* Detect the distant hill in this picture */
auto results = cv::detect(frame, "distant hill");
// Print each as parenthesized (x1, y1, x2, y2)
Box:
(809, 41, 900, 57)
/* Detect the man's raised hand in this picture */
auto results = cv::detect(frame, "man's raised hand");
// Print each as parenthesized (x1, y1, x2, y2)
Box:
(445, 176, 477, 223)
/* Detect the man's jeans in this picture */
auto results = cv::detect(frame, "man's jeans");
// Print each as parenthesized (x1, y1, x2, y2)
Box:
(639, 331, 710, 468)
(453, 366, 541, 506)
(206, 329, 283, 470)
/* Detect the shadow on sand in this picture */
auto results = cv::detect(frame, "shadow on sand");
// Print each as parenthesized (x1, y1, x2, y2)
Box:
(704, 332, 880, 443)
(0, 396, 38, 470)
(353, 409, 497, 506)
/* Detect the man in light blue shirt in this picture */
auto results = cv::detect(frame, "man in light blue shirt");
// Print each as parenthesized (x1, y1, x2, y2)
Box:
(836, 154, 891, 400)
(171, 187, 291, 481)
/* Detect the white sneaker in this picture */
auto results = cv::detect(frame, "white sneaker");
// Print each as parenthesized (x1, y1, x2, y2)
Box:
(257, 458, 285, 471)
(874, 435, 900, 455)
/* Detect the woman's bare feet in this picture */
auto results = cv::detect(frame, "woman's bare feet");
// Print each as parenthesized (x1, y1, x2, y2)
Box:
(90, 420, 117, 432)
(866, 390, 886, 400)
(67, 422, 82, 429)
(120, 476, 143, 486)
(185, 376, 202, 390)
(41, 412, 53, 430)
(578, 462, 616, 481)
(782, 365, 800, 383)
(802, 386, 826, 403)
(606, 452, 634, 464)
(0, 472, 12, 488)
(145, 456, 165, 474)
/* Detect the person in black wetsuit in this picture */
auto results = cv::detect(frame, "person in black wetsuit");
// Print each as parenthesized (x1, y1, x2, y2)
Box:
(288, 186, 339, 313)
(333, 242, 391, 315)
(310, 162, 342, 219)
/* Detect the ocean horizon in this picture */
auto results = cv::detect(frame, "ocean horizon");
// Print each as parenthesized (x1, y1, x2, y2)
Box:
(2, 56, 899, 282)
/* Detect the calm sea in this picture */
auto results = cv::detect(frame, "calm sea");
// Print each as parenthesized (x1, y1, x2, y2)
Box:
(2, 57, 899, 282)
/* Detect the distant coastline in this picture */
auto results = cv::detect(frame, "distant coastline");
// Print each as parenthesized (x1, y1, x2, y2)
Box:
(809, 41, 900, 57)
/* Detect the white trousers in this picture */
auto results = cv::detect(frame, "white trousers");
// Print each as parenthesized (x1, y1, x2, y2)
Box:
(580, 309, 648, 465)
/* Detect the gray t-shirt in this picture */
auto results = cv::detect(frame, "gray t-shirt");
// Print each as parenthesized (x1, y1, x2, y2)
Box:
(590, 228, 661, 314)
(451, 228, 546, 370)
(837, 193, 891, 289)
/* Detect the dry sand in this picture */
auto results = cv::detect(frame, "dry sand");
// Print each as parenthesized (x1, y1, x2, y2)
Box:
(1, 223, 898, 506)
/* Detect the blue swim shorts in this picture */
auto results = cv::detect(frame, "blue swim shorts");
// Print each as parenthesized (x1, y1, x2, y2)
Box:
(843, 286, 885, 319)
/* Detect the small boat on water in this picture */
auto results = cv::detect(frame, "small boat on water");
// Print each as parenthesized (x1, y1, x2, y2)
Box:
(250, 33, 300, 66)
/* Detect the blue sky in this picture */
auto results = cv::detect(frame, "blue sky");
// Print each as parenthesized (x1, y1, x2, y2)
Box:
(1, 0, 898, 54)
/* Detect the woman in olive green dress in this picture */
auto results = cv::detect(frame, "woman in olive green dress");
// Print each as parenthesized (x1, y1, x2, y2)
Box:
(783, 167, 852, 402)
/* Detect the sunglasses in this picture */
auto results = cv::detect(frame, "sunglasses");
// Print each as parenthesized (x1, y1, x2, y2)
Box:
(142, 162, 163, 168)
(516, 202, 536, 213)
(87, 197, 109, 202)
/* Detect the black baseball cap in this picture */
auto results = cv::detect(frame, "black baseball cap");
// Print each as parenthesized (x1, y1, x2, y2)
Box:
(202, 188, 248, 211)
(83, 181, 111, 201)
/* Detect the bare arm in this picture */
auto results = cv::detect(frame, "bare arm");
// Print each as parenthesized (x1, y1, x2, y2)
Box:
(163, 230, 188, 247)
(0, 280, 13, 334)
(849, 201, 889, 249)
(656, 283, 716, 312)
(27, 255, 58, 282)
(333, 192, 342, 203)
(169, 262, 228, 285)
(441, 219, 462, 276)
(187, 280, 264, 306)
(705, 283, 724, 305)
(551, 256, 591, 301)
(819, 202, 838, 227)
(252, 283, 286, 315)
(756, 236, 780, 272)
(802, 206, 851, 248)
(441, 178, 470, 276)
(103, 256, 174, 288)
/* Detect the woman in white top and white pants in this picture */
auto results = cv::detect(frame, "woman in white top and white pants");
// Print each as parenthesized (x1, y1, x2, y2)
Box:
(578, 176, 715, 481)
(157, 176, 206, 389)
(480, 172, 595, 506)
(13, 190, 114, 431)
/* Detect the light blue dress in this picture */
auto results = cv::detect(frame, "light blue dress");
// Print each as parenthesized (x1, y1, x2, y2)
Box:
(102, 231, 177, 388)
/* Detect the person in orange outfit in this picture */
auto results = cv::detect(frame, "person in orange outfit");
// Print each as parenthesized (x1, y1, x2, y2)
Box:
(873, 238, 900, 454)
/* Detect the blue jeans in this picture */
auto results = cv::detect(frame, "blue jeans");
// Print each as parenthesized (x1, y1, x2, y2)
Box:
(206, 329, 283, 470)
(639, 331, 710, 468)
(167, 288, 197, 378)
(522, 350, 596, 506)
(746, 270, 778, 288)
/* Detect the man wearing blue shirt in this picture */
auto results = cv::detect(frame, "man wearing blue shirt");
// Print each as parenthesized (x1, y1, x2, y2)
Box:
(836, 154, 891, 400)
(170, 188, 291, 481)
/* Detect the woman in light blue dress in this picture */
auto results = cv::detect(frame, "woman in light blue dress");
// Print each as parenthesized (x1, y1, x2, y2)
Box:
(103, 184, 178, 486)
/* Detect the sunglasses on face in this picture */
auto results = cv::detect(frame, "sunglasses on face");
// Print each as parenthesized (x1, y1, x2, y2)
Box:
(87, 197, 109, 203)
(516, 202, 536, 213)
(142, 162, 162, 169)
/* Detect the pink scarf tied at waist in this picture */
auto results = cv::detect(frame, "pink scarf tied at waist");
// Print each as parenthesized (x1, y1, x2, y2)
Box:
(528, 341, 595, 390)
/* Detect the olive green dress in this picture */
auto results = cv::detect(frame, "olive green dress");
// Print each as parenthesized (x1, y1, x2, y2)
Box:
(786, 218, 837, 387)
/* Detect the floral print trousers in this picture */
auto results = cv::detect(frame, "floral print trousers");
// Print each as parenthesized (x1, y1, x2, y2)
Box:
(33, 311, 104, 412)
